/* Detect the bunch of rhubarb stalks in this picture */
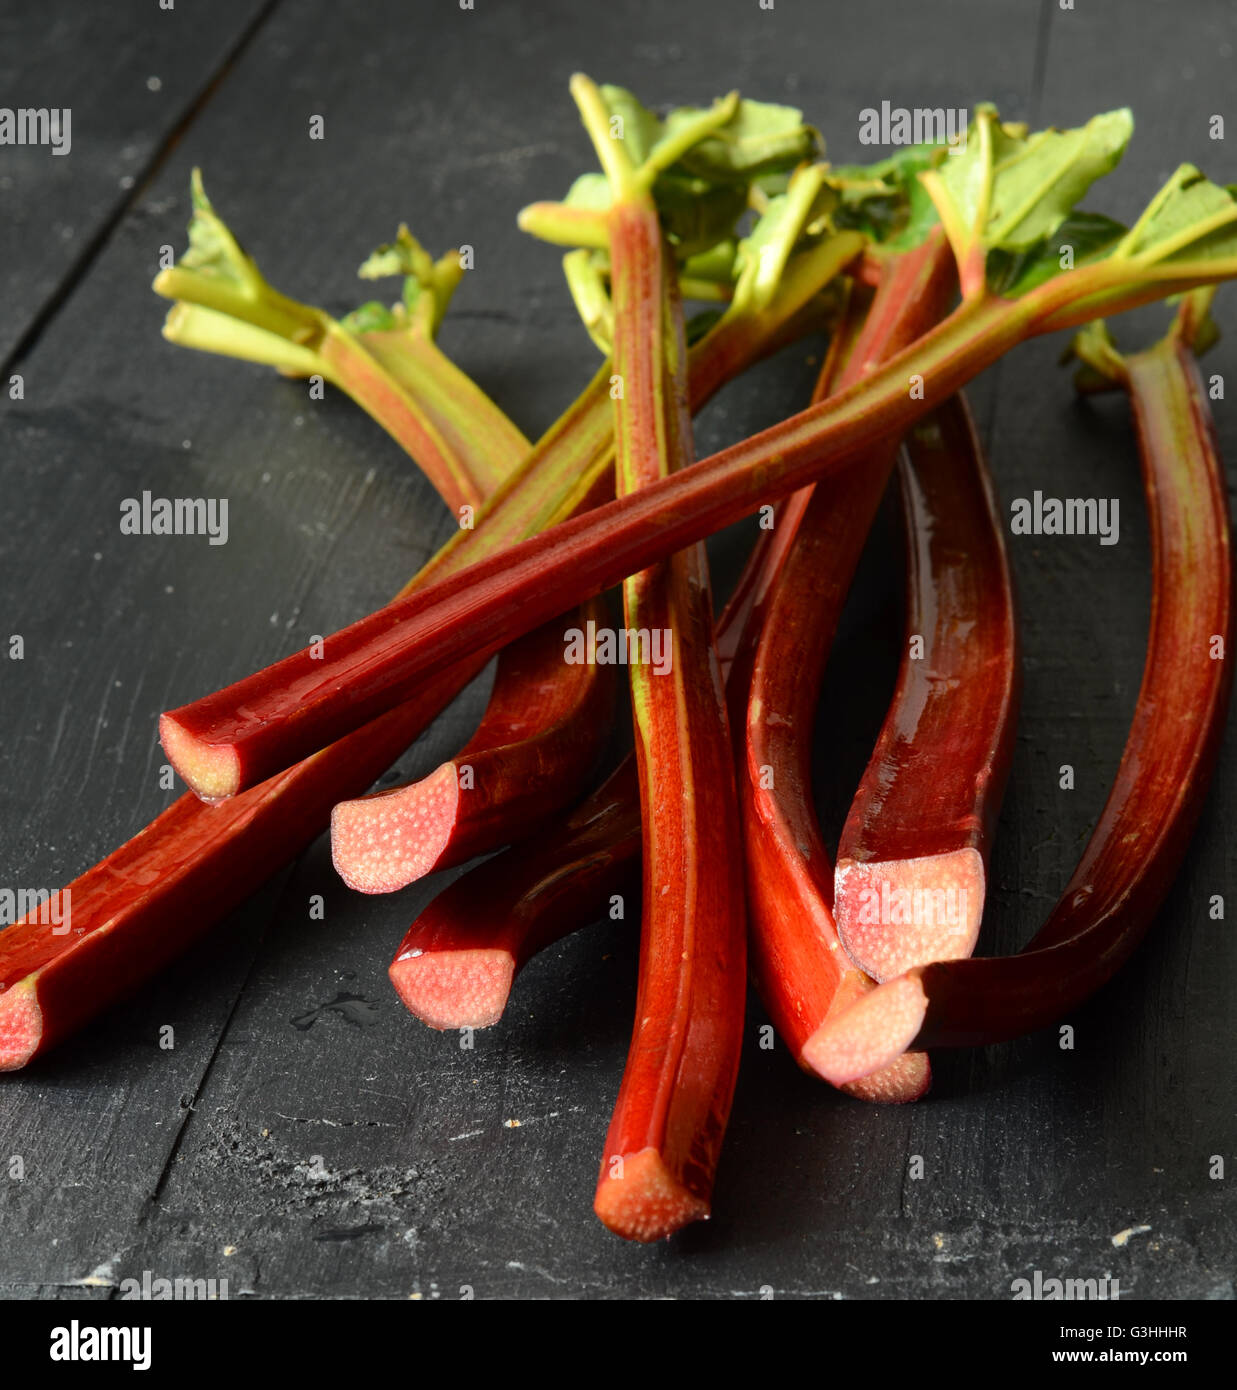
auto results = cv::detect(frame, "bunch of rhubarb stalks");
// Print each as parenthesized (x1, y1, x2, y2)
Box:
(1, 80, 1233, 1245)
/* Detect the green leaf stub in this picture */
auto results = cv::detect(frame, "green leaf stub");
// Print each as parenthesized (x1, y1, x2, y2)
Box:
(180, 169, 254, 288)
(924, 106, 1133, 260)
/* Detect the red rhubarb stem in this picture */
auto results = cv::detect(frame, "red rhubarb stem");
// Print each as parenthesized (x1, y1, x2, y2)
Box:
(740, 235, 956, 1102)
(389, 758, 641, 1030)
(324, 313, 620, 899)
(0, 664, 478, 1071)
(329, 239, 859, 894)
(158, 292, 1027, 799)
(833, 395, 1019, 981)
(0, 255, 839, 1068)
(162, 205, 625, 875)
(330, 597, 615, 892)
(160, 235, 1237, 800)
(807, 307, 1233, 1084)
(387, 509, 781, 1032)
(592, 188, 745, 1243)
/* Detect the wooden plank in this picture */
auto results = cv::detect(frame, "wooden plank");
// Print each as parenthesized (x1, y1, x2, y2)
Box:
(0, 0, 273, 366)
(2, 0, 1232, 1301)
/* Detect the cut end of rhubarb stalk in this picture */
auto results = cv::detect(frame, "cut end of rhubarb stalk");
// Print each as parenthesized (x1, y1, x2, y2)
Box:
(331, 762, 459, 893)
(801, 975, 929, 1087)
(838, 1049, 931, 1105)
(159, 713, 241, 802)
(593, 1148, 709, 1243)
(0, 979, 43, 1072)
(834, 849, 984, 981)
(389, 947, 515, 1030)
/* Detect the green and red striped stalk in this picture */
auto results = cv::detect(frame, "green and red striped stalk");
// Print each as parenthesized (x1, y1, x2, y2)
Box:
(154, 178, 527, 511)
(157, 182, 618, 882)
(563, 76, 746, 1243)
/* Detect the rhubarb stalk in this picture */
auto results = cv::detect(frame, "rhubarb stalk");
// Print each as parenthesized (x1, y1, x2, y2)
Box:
(0, 217, 855, 1068)
(158, 121, 1237, 798)
(387, 481, 790, 1031)
(159, 188, 622, 879)
(559, 75, 746, 1243)
(832, 395, 1019, 981)
(330, 599, 616, 892)
(740, 231, 956, 1101)
(155, 182, 525, 509)
(806, 293, 1233, 1084)
(386, 266, 949, 1114)
(389, 758, 642, 1030)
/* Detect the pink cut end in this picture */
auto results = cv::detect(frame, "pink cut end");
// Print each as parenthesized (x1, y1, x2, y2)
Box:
(801, 975, 929, 1087)
(331, 762, 460, 894)
(594, 1148, 709, 1244)
(834, 848, 984, 981)
(838, 1049, 931, 1105)
(0, 980, 42, 1072)
(159, 713, 241, 802)
(389, 948, 515, 1030)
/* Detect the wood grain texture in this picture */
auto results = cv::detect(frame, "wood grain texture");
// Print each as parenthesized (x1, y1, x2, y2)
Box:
(0, 0, 273, 366)
(0, 0, 1232, 1299)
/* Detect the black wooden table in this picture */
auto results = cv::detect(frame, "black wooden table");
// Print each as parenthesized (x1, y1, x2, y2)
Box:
(1, 0, 1233, 1301)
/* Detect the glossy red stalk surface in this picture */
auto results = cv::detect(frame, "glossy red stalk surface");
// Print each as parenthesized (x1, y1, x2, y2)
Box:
(833, 395, 1020, 980)
(0, 667, 475, 1071)
(0, 266, 832, 1069)
(331, 596, 616, 892)
(160, 290, 1038, 798)
(592, 200, 746, 1244)
(323, 332, 619, 897)
(742, 235, 955, 1099)
(806, 320, 1234, 1084)
(165, 243, 1237, 800)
